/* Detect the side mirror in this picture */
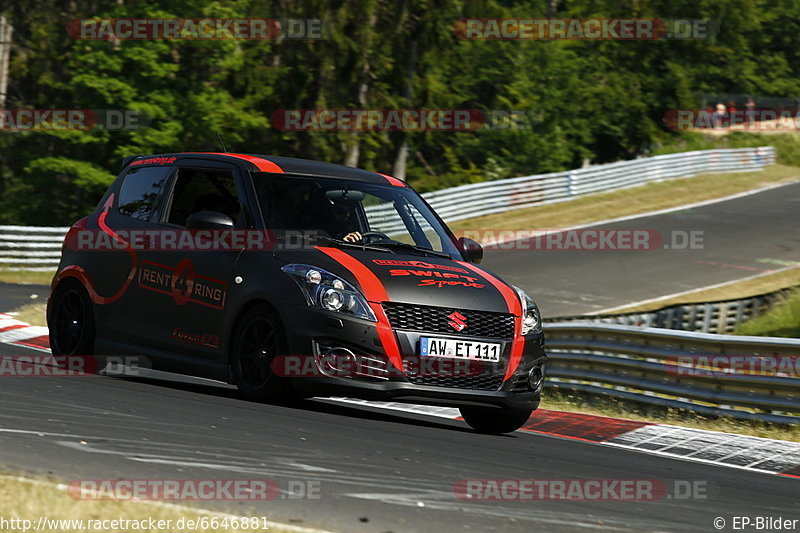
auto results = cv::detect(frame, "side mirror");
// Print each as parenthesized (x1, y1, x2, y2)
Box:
(186, 211, 234, 230)
(458, 237, 483, 264)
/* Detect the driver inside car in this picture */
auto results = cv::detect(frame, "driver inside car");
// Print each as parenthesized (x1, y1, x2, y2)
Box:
(327, 198, 363, 243)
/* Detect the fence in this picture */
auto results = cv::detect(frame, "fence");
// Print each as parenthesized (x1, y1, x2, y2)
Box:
(0, 225, 69, 271)
(548, 286, 795, 334)
(544, 322, 800, 424)
(420, 146, 775, 223)
(366, 146, 775, 234)
(0, 146, 777, 271)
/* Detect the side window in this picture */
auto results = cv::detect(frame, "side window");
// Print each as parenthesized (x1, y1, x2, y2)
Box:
(164, 168, 240, 227)
(117, 166, 172, 221)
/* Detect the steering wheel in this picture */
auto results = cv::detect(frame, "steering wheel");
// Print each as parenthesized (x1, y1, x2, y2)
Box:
(360, 231, 391, 243)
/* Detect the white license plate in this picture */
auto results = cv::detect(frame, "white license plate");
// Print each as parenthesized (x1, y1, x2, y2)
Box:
(419, 337, 502, 362)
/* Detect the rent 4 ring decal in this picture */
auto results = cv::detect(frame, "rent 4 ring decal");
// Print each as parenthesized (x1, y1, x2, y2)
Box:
(371, 259, 469, 273)
(138, 259, 227, 309)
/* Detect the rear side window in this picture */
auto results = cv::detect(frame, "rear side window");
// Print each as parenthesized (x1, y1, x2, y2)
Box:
(117, 166, 172, 221)
(165, 168, 240, 227)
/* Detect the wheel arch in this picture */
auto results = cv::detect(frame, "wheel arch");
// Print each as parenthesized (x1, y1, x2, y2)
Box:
(225, 297, 286, 378)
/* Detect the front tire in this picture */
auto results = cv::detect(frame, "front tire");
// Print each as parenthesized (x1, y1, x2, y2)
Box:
(460, 404, 535, 434)
(231, 304, 290, 403)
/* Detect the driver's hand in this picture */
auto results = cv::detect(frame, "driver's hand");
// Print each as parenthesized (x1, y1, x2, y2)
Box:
(343, 231, 362, 243)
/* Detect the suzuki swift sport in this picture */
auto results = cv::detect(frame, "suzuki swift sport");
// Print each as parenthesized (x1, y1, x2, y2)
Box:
(47, 152, 547, 433)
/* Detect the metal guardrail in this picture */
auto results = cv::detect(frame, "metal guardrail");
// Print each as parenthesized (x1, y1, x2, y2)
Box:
(366, 146, 776, 234)
(422, 146, 775, 223)
(548, 287, 795, 334)
(0, 147, 776, 270)
(0, 225, 69, 271)
(544, 322, 800, 424)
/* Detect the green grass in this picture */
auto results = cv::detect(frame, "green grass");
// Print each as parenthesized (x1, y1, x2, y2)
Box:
(448, 163, 800, 235)
(0, 269, 55, 286)
(735, 289, 800, 338)
(607, 266, 800, 314)
(653, 131, 800, 167)
(11, 302, 47, 327)
(542, 389, 800, 442)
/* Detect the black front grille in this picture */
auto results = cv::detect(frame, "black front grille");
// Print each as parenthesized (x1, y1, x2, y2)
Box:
(382, 302, 515, 338)
(407, 373, 504, 391)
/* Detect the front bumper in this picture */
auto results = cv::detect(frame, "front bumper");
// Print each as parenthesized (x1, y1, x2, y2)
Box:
(280, 303, 547, 409)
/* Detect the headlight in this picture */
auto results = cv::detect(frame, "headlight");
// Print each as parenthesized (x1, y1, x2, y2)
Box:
(281, 264, 376, 322)
(513, 285, 542, 335)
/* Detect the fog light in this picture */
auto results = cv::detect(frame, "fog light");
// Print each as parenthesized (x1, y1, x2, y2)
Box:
(528, 365, 544, 391)
(318, 347, 356, 376)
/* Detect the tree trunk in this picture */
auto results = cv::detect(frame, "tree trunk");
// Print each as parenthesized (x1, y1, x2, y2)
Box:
(0, 16, 12, 109)
(392, 38, 417, 179)
(344, 8, 377, 167)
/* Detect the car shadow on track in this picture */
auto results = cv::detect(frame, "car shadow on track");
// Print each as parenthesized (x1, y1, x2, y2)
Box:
(105, 372, 485, 435)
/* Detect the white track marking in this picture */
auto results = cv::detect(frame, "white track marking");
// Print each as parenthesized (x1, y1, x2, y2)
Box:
(344, 491, 644, 531)
(590, 263, 800, 314)
(0, 475, 332, 533)
(2, 320, 798, 479)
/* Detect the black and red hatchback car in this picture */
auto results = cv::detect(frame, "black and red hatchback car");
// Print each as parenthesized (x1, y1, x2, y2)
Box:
(47, 152, 547, 433)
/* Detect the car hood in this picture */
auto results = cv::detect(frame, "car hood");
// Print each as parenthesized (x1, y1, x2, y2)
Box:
(275, 246, 520, 315)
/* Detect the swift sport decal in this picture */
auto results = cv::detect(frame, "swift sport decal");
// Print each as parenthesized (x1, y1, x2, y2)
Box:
(388, 269, 486, 289)
(138, 258, 227, 309)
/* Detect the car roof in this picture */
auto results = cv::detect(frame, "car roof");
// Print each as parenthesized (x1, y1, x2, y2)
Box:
(124, 152, 406, 187)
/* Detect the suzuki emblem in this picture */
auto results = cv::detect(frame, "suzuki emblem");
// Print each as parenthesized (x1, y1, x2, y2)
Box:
(447, 311, 467, 332)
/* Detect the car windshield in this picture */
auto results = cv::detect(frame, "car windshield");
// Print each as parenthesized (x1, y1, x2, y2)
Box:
(253, 174, 463, 259)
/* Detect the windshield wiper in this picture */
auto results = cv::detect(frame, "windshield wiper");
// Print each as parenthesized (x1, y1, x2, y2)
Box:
(376, 241, 452, 259)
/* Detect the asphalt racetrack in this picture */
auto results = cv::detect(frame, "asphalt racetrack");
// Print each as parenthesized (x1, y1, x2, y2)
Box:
(484, 181, 800, 316)
(0, 341, 797, 532)
(0, 182, 798, 532)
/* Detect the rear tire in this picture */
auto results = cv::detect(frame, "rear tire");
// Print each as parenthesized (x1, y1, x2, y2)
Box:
(460, 404, 534, 434)
(49, 280, 96, 356)
(231, 304, 290, 403)
(48, 280, 102, 374)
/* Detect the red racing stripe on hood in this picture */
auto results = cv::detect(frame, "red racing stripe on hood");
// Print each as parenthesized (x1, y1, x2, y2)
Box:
(455, 261, 525, 381)
(314, 246, 403, 371)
